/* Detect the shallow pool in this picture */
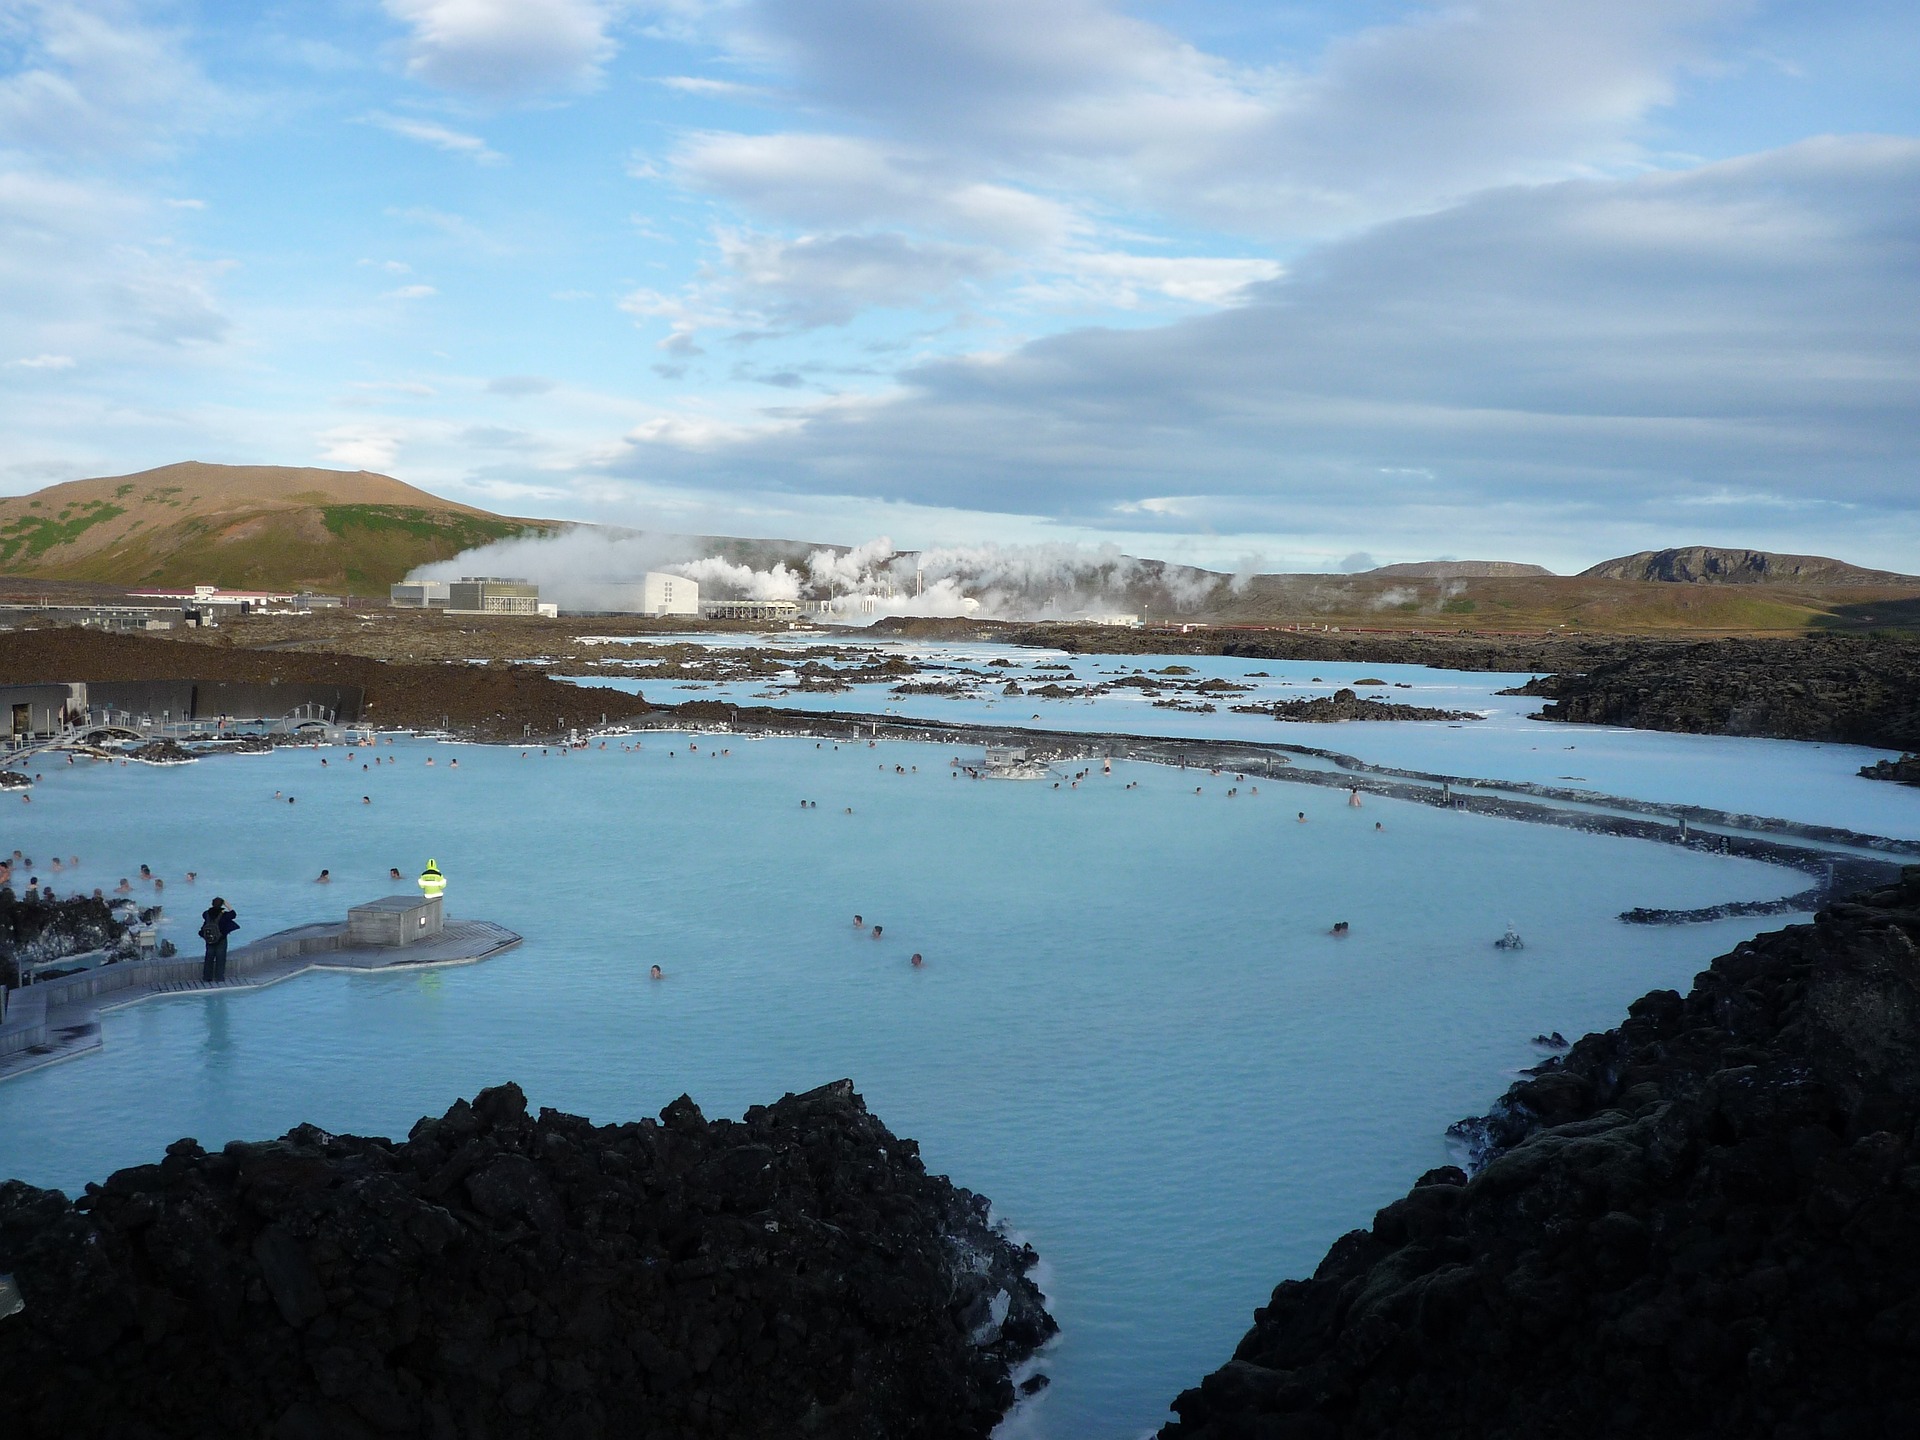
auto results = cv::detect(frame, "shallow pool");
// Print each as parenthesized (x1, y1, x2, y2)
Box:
(0, 736, 1806, 1435)
(562, 638, 1920, 839)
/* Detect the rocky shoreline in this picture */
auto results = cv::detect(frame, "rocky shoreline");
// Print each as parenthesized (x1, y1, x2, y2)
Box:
(0, 891, 132, 989)
(0, 628, 654, 742)
(1861, 754, 1920, 786)
(1230, 687, 1482, 723)
(1511, 635, 1920, 751)
(0, 1079, 1054, 1440)
(1162, 867, 1920, 1439)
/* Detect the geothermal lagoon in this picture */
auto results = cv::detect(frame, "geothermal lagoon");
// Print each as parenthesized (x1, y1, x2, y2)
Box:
(2, 646, 1915, 1436)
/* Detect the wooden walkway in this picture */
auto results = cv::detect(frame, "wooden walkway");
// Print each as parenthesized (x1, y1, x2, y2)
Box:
(0, 918, 521, 1084)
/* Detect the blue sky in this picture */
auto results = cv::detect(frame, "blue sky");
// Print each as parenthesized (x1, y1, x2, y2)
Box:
(1, 0, 1916, 572)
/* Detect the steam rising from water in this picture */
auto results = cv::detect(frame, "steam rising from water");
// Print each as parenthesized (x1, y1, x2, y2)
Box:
(413, 525, 1231, 621)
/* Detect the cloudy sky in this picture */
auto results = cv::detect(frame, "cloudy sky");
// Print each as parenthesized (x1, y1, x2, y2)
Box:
(2, 0, 1916, 572)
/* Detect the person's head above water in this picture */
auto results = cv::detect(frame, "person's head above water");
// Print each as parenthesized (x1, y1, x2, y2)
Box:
(872, 925, 883, 938)
(649, 964, 663, 979)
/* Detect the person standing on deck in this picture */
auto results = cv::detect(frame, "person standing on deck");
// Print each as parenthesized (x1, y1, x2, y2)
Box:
(418, 859, 446, 901)
(200, 899, 238, 983)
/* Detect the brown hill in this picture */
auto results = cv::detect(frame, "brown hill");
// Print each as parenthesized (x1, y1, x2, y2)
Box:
(1580, 546, 1914, 585)
(1364, 560, 1554, 579)
(0, 462, 553, 596)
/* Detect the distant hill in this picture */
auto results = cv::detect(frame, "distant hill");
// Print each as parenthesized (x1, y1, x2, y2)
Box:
(1364, 560, 1554, 579)
(0, 463, 553, 595)
(1581, 547, 1916, 586)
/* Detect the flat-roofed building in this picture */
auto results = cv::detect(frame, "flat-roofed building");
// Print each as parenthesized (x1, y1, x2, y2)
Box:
(389, 580, 450, 608)
(701, 598, 800, 622)
(447, 577, 540, 615)
(1, 684, 79, 740)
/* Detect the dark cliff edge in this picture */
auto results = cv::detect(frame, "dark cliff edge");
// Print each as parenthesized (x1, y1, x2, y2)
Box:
(1514, 636, 1920, 751)
(0, 1080, 1054, 1440)
(1163, 867, 1920, 1440)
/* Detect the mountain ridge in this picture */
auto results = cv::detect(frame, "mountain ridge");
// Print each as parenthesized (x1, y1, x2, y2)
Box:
(1580, 546, 1916, 585)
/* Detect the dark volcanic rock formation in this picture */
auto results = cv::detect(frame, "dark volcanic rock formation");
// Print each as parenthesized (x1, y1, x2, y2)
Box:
(1579, 546, 1916, 585)
(1162, 867, 1920, 1440)
(0, 1080, 1054, 1440)
(1231, 688, 1482, 723)
(1518, 635, 1920, 750)
(1861, 753, 1920, 786)
(0, 889, 128, 985)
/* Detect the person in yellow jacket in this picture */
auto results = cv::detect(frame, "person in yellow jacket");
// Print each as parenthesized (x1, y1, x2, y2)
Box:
(418, 859, 446, 900)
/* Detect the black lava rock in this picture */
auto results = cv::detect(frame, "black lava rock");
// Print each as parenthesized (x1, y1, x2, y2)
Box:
(0, 1079, 1054, 1439)
(1163, 866, 1920, 1440)
(1860, 753, 1920, 786)
(1520, 635, 1920, 750)
(0, 889, 127, 985)
(1229, 688, 1481, 723)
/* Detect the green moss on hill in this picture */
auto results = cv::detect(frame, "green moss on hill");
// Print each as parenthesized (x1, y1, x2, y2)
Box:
(0, 502, 125, 565)
(320, 505, 528, 550)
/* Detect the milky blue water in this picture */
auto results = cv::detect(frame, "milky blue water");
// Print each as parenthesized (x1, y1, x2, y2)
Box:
(0, 733, 1815, 1435)
(562, 637, 1920, 840)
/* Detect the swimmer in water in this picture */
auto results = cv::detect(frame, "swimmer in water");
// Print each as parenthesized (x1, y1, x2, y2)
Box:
(1296, 811, 1307, 822)
(140, 864, 152, 881)
(854, 914, 864, 927)
(363, 795, 371, 804)
(116, 878, 132, 894)
(650, 964, 664, 980)
(1374, 821, 1383, 831)
(288, 796, 296, 804)
(153, 877, 164, 893)
(49, 857, 61, 872)
(450, 758, 458, 768)
(910, 953, 924, 967)
(185, 871, 196, 883)
(316, 869, 331, 883)
(1330, 921, 1350, 936)
(1348, 788, 1363, 807)
(872, 925, 883, 939)
(425, 758, 434, 766)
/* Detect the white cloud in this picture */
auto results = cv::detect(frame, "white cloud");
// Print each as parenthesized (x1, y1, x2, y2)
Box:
(10, 353, 75, 369)
(384, 0, 619, 98)
(366, 112, 505, 164)
(608, 137, 1920, 556)
(713, 229, 995, 328)
(385, 283, 439, 299)
(0, 168, 232, 357)
(1022, 251, 1281, 310)
(0, 0, 220, 159)
(487, 374, 556, 395)
(733, 0, 1748, 237)
(673, 132, 1075, 247)
(318, 426, 404, 470)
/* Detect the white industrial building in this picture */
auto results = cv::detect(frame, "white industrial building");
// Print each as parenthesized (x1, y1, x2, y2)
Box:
(639, 572, 699, 616)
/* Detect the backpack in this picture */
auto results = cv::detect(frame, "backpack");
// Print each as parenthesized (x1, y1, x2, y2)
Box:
(199, 914, 223, 942)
